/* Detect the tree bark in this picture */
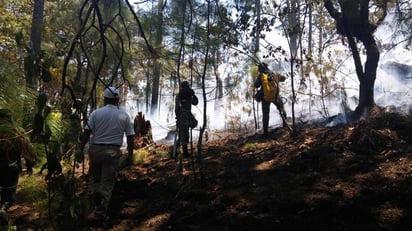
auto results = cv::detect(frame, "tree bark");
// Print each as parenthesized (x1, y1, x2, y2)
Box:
(133, 112, 153, 149)
(150, 0, 164, 115)
(323, 0, 385, 115)
(28, 0, 44, 88)
(31, 0, 44, 56)
(254, 0, 261, 54)
(357, 34, 379, 113)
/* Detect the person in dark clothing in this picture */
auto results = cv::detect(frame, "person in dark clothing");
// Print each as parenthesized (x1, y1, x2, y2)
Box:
(0, 109, 20, 216)
(174, 81, 198, 158)
(254, 62, 288, 136)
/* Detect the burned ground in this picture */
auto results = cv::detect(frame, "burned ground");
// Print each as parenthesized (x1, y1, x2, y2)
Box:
(6, 110, 412, 230)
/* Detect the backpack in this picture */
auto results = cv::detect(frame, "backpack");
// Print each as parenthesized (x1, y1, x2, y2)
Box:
(261, 73, 278, 102)
(254, 88, 263, 102)
(189, 113, 198, 128)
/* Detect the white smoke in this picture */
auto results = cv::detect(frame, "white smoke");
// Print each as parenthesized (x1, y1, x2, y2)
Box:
(124, 11, 412, 142)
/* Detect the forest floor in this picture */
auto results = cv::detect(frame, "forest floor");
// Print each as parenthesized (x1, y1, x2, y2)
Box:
(5, 108, 412, 231)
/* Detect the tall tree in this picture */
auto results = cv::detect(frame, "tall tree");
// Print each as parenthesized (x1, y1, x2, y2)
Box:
(28, 0, 45, 88)
(252, 0, 261, 130)
(150, 0, 165, 115)
(323, 0, 388, 115)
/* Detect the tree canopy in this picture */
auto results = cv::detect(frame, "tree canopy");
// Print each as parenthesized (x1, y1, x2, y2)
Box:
(1, 0, 412, 229)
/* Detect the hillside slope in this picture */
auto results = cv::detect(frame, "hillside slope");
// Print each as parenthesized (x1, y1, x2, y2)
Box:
(7, 110, 412, 231)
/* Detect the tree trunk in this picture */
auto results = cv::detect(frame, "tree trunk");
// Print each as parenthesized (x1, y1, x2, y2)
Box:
(213, 58, 223, 99)
(287, 1, 299, 128)
(150, 0, 164, 115)
(357, 35, 379, 113)
(31, 0, 44, 55)
(308, 2, 313, 56)
(254, 0, 261, 54)
(28, 0, 44, 88)
(133, 112, 153, 149)
(323, 0, 385, 116)
(150, 61, 161, 115)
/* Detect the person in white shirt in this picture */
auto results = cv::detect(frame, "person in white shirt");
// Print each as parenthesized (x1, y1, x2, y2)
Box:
(79, 86, 135, 222)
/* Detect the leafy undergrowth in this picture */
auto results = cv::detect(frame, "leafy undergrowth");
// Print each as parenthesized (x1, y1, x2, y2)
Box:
(6, 110, 412, 230)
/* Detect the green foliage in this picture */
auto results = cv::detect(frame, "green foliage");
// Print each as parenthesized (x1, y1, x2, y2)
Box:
(244, 142, 256, 151)
(45, 174, 91, 230)
(28, 105, 88, 229)
(0, 0, 409, 228)
(133, 149, 149, 165)
(155, 149, 168, 158)
(18, 175, 48, 204)
(0, 0, 32, 62)
(0, 57, 38, 162)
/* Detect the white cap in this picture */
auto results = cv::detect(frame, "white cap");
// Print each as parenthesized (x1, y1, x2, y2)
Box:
(104, 87, 119, 99)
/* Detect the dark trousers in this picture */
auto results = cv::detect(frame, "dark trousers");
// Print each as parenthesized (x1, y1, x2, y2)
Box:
(262, 98, 287, 134)
(0, 166, 19, 206)
(176, 112, 191, 157)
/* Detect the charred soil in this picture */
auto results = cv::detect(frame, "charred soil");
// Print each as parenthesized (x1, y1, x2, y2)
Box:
(7, 110, 412, 230)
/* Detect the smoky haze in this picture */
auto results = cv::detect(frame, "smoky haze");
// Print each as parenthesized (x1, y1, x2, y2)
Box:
(125, 12, 412, 142)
